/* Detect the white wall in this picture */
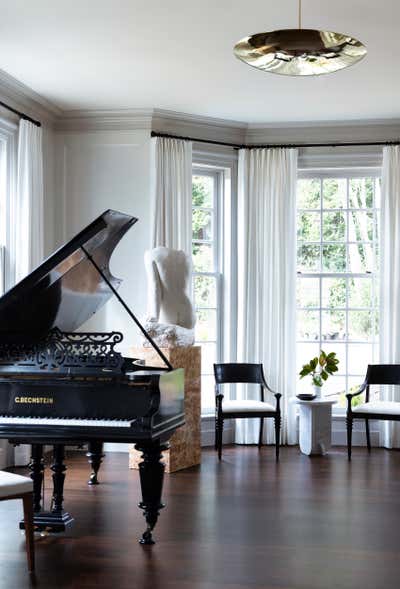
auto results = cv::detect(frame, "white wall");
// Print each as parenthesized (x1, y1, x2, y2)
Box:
(55, 129, 152, 354)
(42, 124, 57, 257)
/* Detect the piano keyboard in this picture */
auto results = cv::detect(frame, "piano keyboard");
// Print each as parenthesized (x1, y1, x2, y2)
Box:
(0, 416, 134, 428)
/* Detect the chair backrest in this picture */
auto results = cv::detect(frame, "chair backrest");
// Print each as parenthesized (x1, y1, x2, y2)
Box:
(214, 363, 265, 385)
(364, 364, 400, 402)
(365, 364, 400, 385)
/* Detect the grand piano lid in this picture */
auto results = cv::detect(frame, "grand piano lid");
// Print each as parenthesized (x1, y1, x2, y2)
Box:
(0, 209, 137, 343)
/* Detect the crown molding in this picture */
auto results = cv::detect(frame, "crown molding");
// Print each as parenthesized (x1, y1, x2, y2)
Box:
(55, 108, 154, 132)
(246, 118, 400, 145)
(152, 108, 246, 145)
(0, 68, 61, 126)
(55, 107, 247, 142)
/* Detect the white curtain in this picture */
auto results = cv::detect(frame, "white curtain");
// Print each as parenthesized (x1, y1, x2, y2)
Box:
(5, 120, 44, 466)
(151, 137, 192, 256)
(15, 120, 44, 282)
(380, 145, 400, 447)
(236, 148, 298, 445)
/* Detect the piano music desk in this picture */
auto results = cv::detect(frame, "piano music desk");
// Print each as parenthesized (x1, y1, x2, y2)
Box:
(129, 345, 201, 473)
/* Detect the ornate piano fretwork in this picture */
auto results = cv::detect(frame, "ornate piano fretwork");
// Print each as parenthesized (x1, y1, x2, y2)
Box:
(0, 328, 124, 374)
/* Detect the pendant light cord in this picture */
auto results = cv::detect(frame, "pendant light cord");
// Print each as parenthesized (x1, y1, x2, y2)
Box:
(298, 0, 302, 29)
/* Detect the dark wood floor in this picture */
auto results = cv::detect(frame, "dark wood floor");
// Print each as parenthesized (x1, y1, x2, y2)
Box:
(1, 446, 400, 589)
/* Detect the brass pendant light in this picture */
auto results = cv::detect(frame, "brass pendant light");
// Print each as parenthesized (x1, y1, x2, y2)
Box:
(233, 0, 367, 76)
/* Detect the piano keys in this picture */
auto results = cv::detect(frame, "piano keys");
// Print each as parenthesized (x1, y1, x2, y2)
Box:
(0, 209, 185, 544)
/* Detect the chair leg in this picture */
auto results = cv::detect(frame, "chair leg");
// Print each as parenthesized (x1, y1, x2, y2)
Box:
(217, 417, 224, 460)
(346, 416, 353, 461)
(274, 415, 281, 462)
(22, 492, 35, 573)
(258, 418, 264, 448)
(365, 419, 371, 453)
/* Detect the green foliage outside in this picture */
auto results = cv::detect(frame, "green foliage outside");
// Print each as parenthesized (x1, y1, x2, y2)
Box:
(297, 177, 379, 343)
(297, 177, 378, 275)
(192, 176, 217, 345)
(339, 384, 365, 408)
(192, 175, 212, 207)
(192, 176, 214, 274)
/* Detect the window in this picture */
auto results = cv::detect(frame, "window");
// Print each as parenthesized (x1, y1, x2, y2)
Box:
(0, 121, 17, 295)
(296, 174, 380, 405)
(192, 170, 222, 413)
(0, 140, 6, 292)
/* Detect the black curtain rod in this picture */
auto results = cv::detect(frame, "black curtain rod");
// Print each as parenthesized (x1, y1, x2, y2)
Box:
(151, 131, 244, 149)
(0, 100, 41, 127)
(151, 131, 400, 150)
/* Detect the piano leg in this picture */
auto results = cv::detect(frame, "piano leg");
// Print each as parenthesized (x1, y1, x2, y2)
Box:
(30, 444, 44, 512)
(51, 444, 66, 511)
(21, 444, 74, 533)
(86, 441, 104, 485)
(46, 444, 73, 531)
(136, 440, 169, 545)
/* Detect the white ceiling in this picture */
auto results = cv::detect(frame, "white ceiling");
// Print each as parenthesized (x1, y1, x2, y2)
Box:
(0, 0, 399, 123)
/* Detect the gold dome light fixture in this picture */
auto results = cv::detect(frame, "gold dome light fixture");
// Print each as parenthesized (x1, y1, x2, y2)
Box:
(233, 0, 367, 76)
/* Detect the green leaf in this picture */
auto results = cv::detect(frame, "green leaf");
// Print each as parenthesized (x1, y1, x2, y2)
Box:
(321, 370, 328, 381)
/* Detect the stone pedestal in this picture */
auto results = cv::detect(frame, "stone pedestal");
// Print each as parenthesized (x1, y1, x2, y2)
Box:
(129, 346, 201, 473)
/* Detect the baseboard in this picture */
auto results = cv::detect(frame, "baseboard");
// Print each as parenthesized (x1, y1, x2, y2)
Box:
(331, 417, 380, 447)
(106, 416, 381, 451)
(200, 415, 234, 446)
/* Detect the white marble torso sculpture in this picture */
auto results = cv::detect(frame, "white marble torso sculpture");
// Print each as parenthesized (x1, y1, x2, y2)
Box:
(143, 247, 196, 347)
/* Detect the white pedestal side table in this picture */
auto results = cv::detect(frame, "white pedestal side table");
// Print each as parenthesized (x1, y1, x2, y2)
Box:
(296, 399, 337, 455)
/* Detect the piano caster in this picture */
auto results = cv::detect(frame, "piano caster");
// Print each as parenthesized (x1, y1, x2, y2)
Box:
(86, 442, 104, 485)
(139, 527, 155, 546)
(88, 473, 99, 486)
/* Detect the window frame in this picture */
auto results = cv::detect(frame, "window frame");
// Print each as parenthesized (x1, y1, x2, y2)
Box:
(192, 166, 224, 414)
(297, 167, 381, 413)
(0, 117, 17, 294)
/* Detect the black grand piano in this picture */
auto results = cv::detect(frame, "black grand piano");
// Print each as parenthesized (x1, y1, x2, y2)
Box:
(0, 209, 185, 545)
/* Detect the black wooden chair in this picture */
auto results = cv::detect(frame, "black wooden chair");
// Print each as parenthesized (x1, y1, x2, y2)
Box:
(214, 363, 281, 461)
(346, 364, 400, 460)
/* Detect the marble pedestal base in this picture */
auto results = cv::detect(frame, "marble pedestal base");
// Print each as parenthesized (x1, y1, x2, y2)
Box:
(129, 346, 201, 473)
(297, 399, 336, 455)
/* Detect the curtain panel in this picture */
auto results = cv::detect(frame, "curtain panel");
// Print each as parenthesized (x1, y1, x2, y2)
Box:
(15, 120, 44, 282)
(7, 120, 44, 466)
(380, 145, 400, 447)
(236, 147, 298, 445)
(151, 137, 192, 256)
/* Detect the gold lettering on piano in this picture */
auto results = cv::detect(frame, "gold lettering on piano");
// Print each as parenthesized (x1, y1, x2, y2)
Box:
(14, 396, 54, 404)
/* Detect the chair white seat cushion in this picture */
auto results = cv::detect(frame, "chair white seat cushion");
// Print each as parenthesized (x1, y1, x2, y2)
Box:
(353, 401, 400, 416)
(0, 471, 33, 497)
(221, 400, 275, 414)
